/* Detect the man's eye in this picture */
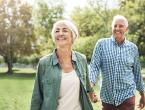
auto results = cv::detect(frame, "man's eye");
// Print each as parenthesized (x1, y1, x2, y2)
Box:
(114, 25, 124, 28)
(119, 25, 124, 28)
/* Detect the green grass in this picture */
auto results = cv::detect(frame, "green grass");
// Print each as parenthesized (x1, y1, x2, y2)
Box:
(0, 67, 35, 110)
(0, 67, 36, 74)
(0, 67, 145, 110)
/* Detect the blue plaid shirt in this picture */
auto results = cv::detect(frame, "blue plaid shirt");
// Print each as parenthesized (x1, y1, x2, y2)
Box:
(89, 36, 144, 106)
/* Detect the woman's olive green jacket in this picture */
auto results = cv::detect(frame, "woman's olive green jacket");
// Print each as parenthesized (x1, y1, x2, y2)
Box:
(30, 50, 93, 110)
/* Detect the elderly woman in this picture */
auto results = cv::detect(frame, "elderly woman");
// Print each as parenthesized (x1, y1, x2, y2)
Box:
(30, 20, 96, 110)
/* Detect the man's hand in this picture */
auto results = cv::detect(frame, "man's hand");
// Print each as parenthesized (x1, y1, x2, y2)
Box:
(138, 92, 145, 109)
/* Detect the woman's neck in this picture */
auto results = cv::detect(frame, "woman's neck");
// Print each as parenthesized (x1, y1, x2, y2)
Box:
(56, 48, 72, 60)
(56, 48, 73, 73)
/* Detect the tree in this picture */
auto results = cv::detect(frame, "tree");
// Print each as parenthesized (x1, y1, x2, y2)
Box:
(33, 0, 64, 54)
(71, 0, 113, 37)
(70, 0, 114, 61)
(119, 0, 145, 57)
(0, 0, 36, 74)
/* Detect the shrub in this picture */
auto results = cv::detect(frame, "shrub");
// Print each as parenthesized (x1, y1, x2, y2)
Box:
(73, 34, 101, 62)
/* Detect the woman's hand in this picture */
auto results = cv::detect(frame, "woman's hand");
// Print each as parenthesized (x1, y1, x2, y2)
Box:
(89, 92, 99, 103)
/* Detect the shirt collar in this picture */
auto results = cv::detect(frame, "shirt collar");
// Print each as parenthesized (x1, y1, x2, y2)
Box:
(111, 35, 127, 46)
(52, 49, 77, 65)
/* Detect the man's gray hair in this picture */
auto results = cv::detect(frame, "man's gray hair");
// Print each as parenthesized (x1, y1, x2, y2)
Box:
(51, 20, 79, 42)
(112, 15, 128, 28)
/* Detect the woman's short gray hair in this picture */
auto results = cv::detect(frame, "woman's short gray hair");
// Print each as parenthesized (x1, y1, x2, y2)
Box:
(112, 15, 128, 28)
(51, 20, 79, 42)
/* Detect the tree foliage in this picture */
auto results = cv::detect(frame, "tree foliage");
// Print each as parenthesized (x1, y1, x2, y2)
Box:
(119, 0, 145, 57)
(0, 0, 36, 74)
(71, 0, 145, 62)
(1, 0, 145, 70)
(73, 34, 101, 61)
(71, 0, 114, 61)
(33, 0, 64, 55)
(71, 0, 113, 38)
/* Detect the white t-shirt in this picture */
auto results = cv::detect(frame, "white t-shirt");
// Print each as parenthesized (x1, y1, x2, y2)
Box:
(57, 70, 82, 110)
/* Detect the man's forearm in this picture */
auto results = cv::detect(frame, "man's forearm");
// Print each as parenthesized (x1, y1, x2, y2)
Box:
(140, 91, 145, 96)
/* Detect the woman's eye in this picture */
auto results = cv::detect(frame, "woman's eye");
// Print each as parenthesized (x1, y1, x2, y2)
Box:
(55, 30, 59, 33)
(114, 25, 117, 28)
(63, 30, 68, 32)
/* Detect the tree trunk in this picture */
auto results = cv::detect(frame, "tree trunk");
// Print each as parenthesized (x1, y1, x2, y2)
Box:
(7, 59, 13, 75)
(4, 56, 13, 75)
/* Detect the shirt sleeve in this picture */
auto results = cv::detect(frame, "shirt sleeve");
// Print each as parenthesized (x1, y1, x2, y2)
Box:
(133, 47, 145, 92)
(30, 61, 43, 110)
(89, 40, 102, 85)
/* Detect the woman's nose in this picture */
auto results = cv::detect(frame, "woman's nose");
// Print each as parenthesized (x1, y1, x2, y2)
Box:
(58, 30, 64, 35)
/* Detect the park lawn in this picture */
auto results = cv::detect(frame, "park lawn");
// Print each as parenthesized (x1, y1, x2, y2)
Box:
(0, 67, 145, 110)
(0, 68, 35, 110)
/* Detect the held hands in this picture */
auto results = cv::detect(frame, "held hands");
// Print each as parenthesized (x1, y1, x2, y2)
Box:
(89, 82, 99, 103)
(89, 92, 99, 103)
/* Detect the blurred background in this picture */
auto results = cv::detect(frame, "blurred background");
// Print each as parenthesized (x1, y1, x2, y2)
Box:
(0, 0, 145, 109)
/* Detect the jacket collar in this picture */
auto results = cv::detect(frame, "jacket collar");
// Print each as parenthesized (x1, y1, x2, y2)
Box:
(51, 49, 77, 66)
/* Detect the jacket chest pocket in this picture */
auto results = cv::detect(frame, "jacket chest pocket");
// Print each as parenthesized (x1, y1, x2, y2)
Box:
(42, 79, 56, 97)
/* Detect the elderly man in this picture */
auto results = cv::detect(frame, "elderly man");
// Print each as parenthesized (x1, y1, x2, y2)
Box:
(90, 15, 145, 110)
